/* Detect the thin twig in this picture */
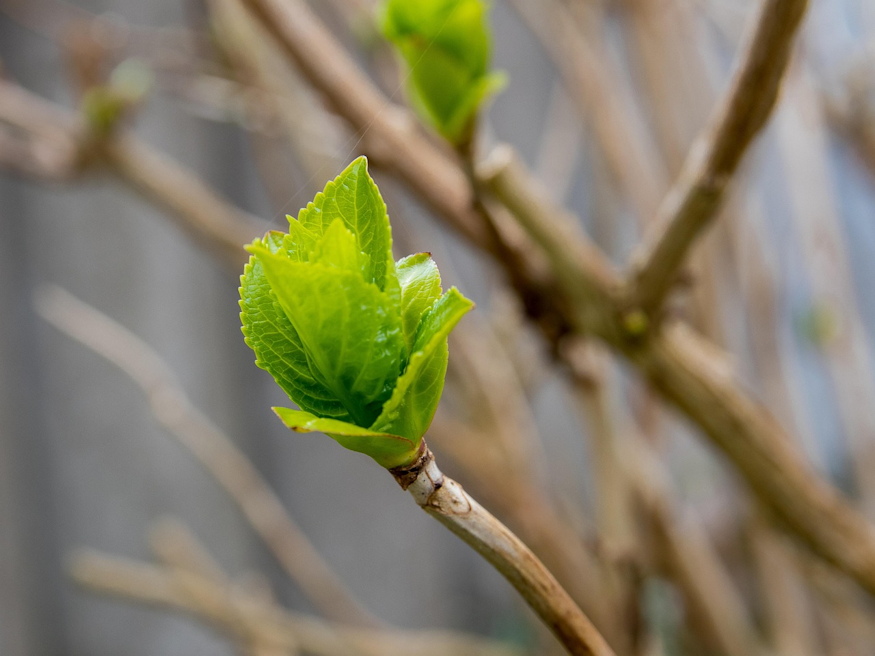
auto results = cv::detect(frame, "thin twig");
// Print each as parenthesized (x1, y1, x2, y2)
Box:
(206, 0, 345, 193)
(34, 285, 382, 628)
(747, 516, 819, 655)
(506, 0, 665, 222)
(0, 80, 82, 179)
(70, 550, 520, 656)
(428, 411, 624, 650)
(623, 431, 767, 656)
(146, 517, 287, 656)
(0, 79, 79, 143)
(774, 64, 875, 512)
(0, 128, 78, 180)
(0, 79, 265, 268)
(390, 445, 617, 656)
(102, 135, 265, 267)
(618, 0, 737, 346)
(566, 351, 642, 656)
(436, 324, 623, 650)
(627, 0, 810, 315)
(802, 554, 875, 652)
(476, 146, 620, 315)
(148, 517, 228, 583)
(567, 347, 766, 656)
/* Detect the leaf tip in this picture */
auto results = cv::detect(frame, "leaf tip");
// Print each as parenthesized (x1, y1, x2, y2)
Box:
(344, 155, 370, 179)
(447, 285, 476, 311)
(244, 231, 285, 256)
(271, 406, 307, 432)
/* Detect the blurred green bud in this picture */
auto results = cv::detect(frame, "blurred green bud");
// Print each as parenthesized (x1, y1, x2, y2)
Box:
(379, 0, 506, 144)
(81, 58, 152, 136)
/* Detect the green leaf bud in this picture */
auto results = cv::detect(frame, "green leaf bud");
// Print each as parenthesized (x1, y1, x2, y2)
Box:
(240, 157, 473, 468)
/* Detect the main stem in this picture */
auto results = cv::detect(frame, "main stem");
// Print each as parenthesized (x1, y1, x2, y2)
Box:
(390, 443, 616, 656)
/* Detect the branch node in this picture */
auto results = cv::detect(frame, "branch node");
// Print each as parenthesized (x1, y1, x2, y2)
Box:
(388, 440, 433, 492)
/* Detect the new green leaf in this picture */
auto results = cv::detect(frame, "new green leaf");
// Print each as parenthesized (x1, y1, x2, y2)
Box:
(296, 157, 396, 294)
(240, 232, 352, 421)
(240, 157, 473, 468)
(372, 287, 474, 442)
(396, 253, 442, 350)
(273, 407, 417, 469)
(251, 250, 404, 427)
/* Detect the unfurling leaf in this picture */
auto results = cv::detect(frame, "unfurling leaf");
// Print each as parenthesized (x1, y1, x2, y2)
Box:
(379, 0, 505, 144)
(240, 157, 473, 468)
